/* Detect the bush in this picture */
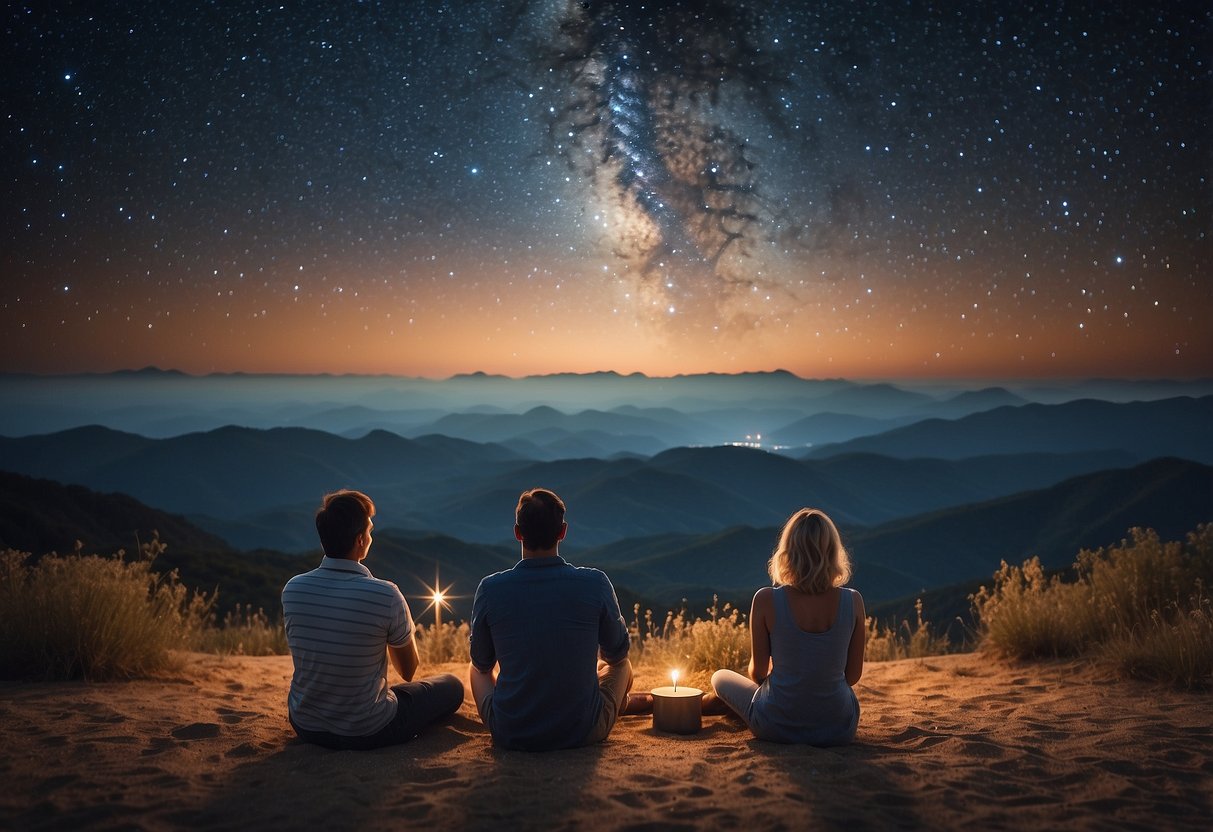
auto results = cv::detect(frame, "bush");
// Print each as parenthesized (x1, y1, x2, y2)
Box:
(1108, 594, 1213, 690)
(971, 526, 1213, 689)
(628, 593, 955, 683)
(864, 599, 953, 662)
(629, 597, 751, 683)
(0, 537, 212, 680)
(414, 621, 470, 664)
(193, 604, 287, 656)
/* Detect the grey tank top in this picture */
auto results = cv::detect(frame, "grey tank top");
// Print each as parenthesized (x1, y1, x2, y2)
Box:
(749, 586, 860, 745)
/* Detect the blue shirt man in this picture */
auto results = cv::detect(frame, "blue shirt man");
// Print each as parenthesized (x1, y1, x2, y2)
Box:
(469, 488, 632, 750)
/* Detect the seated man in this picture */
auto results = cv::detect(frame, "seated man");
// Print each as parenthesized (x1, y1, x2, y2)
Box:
(282, 489, 464, 750)
(469, 488, 632, 751)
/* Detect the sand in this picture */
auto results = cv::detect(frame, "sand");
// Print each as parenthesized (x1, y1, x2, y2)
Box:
(0, 653, 1209, 831)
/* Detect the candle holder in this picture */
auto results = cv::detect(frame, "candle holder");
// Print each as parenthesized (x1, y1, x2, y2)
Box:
(651, 685, 704, 734)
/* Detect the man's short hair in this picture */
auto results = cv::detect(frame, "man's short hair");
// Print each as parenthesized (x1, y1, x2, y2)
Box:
(515, 488, 566, 551)
(315, 490, 375, 557)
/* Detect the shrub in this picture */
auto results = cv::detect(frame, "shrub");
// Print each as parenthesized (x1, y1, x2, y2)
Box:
(193, 604, 287, 656)
(0, 537, 212, 680)
(629, 597, 751, 682)
(971, 526, 1213, 689)
(1107, 593, 1213, 690)
(414, 621, 470, 664)
(864, 599, 953, 662)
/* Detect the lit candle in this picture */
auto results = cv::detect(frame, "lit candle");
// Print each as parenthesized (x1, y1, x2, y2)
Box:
(651, 670, 703, 734)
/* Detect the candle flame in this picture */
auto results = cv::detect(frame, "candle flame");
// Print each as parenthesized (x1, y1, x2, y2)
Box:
(432, 590, 444, 604)
(671, 669, 680, 691)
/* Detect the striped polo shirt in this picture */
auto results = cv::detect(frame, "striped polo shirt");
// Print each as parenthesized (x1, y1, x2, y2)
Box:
(282, 556, 414, 736)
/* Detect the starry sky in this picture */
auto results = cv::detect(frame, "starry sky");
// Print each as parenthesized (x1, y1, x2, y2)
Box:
(3, 0, 1210, 378)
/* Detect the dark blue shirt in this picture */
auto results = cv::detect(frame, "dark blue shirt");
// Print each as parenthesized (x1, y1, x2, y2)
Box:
(469, 555, 630, 750)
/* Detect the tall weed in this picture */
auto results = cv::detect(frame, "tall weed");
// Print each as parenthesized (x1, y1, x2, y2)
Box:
(193, 604, 287, 656)
(629, 597, 751, 679)
(865, 599, 953, 662)
(971, 526, 1213, 688)
(0, 537, 211, 680)
(626, 593, 952, 679)
(414, 621, 470, 664)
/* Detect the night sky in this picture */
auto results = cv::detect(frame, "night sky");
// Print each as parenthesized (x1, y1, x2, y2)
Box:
(3, 1, 1210, 378)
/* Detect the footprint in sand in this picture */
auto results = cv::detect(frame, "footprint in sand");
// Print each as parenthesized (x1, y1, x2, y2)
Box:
(142, 737, 178, 756)
(33, 773, 80, 795)
(93, 734, 140, 745)
(215, 706, 259, 725)
(171, 722, 222, 740)
(83, 713, 127, 725)
(400, 766, 460, 784)
(225, 742, 260, 758)
(611, 781, 677, 809)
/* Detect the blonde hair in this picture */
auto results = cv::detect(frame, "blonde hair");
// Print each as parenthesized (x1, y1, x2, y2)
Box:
(767, 508, 851, 594)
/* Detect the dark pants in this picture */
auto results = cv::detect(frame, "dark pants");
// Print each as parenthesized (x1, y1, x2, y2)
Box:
(290, 673, 464, 750)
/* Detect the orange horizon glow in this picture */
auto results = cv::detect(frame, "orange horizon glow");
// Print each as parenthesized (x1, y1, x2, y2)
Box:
(4, 255, 1209, 380)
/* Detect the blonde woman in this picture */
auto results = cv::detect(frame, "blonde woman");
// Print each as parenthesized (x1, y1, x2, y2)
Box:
(710, 508, 865, 745)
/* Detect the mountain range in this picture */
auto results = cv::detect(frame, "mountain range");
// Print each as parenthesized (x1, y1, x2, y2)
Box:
(2, 458, 1208, 625)
(2, 371, 1209, 627)
(0, 423, 1145, 550)
(807, 396, 1213, 462)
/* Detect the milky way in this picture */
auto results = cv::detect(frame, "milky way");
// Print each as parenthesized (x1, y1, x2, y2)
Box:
(2, 1, 1209, 376)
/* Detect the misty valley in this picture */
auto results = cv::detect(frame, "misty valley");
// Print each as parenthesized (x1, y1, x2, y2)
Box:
(1, 370, 1210, 631)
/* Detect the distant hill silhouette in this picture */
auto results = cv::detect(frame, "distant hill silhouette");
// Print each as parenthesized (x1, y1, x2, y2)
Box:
(767, 412, 912, 448)
(0, 425, 1148, 550)
(0, 426, 524, 520)
(570, 458, 1212, 614)
(0, 469, 309, 615)
(806, 396, 1213, 462)
(0, 469, 229, 555)
(847, 457, 1213, 600)
(2, 458, 1207, 623)
(5, 372, 1213, 442)
(0, 469, 517, 619)
(919, 387, 1030, 419)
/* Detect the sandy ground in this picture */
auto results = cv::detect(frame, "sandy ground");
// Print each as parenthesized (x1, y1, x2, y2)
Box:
(0, 653, 1209, 831)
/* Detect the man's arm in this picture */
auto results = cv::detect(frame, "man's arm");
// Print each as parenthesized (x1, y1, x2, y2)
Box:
(467, 579, 497, 719)
(468, 662, 496, 723)
(388, 636, 420, 682)
(597, 574, 630, 664)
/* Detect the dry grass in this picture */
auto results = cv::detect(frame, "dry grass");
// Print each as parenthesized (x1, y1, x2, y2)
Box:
(0, 536, 292, 678)
(0, 537, 212, 680)
(193, 604, 287, 656)
(626, 593, 952, 686)
(971, 525, 1213, 689)
(414, 621, 471, 664)
(629, 597, 752, 686)
(24, 525, 1206, 689)
(864, 599, 954, 662)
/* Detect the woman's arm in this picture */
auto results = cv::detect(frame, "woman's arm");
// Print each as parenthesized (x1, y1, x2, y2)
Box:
(748, 587, 774, 683)
(845, 589, 866, 687)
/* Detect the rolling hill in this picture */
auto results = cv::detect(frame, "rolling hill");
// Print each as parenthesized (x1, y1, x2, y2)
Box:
(569, 457, 1212, 614)
(0, 425, 525, 519)
(807, 396, 1213, 462)
(0, 423, 1152, 551)
(2, 457, 1208, 625)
